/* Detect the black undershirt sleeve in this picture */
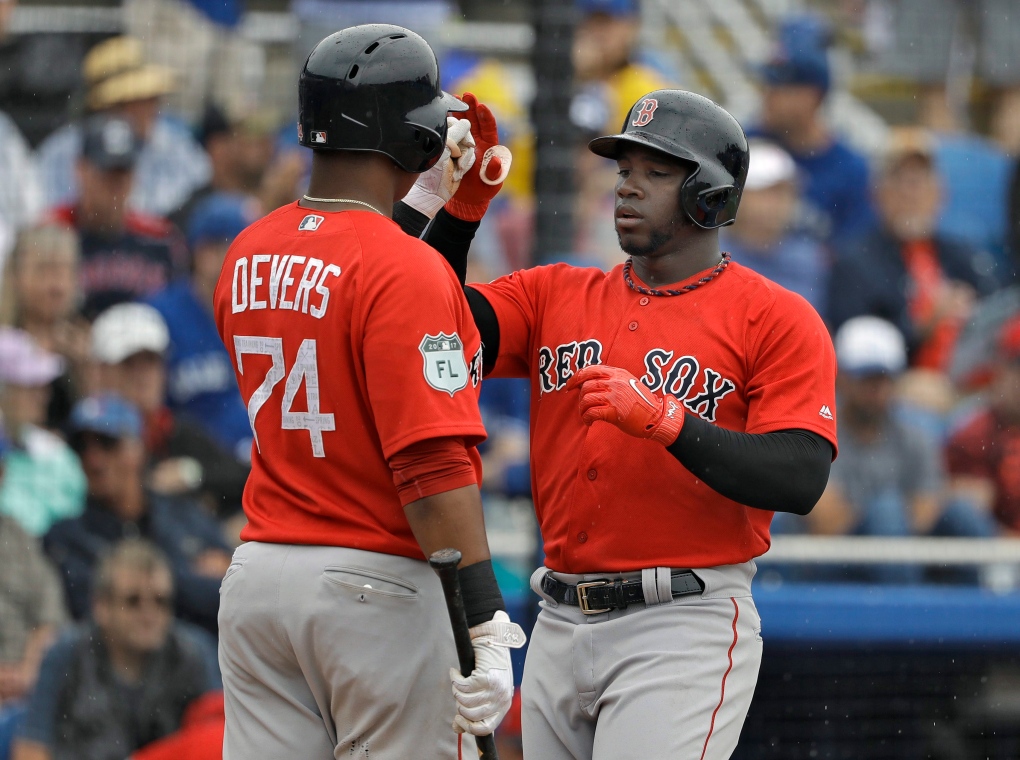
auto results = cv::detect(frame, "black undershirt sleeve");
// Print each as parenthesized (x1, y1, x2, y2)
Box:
(392, 202, 502, 372)
(392, 200, 431, 239)
(667, 417, 832, 515)
(421, 208, 477, 286)
(465, 287, 501, 374)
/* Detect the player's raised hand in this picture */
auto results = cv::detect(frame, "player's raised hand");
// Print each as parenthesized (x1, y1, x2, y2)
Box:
(401, 116, 476, 219)
(567, 365, 685, 446)
(446, 92, 513, 222)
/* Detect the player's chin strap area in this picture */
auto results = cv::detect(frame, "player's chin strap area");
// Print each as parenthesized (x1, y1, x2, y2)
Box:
(541, 570, 704, 615)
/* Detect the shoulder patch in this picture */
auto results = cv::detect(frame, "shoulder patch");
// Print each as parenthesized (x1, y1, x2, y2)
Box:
(420, 333, 469, 396)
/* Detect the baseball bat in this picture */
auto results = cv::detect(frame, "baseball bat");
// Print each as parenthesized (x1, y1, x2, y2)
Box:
(429, 548, 500, 760)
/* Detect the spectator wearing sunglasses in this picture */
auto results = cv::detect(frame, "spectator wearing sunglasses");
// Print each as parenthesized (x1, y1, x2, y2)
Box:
(43, 395, 231, 633)
(12, 539, 216, 760)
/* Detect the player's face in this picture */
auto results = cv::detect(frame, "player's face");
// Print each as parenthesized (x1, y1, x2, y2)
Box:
(614, 145, 690, 258)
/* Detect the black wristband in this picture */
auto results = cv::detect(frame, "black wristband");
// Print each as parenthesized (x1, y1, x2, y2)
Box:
(458, 559, 506, 627)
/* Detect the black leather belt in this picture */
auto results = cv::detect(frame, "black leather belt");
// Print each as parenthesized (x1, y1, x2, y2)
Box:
(541, 570, 704, 615)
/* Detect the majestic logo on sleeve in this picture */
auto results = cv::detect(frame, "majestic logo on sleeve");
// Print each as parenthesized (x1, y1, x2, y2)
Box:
(631, 98, 659, 127)
(420, 333, 470, 396)
(538, 339, 737, 422)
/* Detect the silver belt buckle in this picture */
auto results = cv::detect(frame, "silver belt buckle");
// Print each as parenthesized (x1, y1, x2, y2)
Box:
(576, 580, 611, 615)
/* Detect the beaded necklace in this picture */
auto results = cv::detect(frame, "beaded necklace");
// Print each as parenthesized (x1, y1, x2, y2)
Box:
(622, 252, 731, 297)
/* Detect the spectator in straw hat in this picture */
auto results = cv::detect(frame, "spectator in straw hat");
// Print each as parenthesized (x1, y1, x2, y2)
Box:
(36, 35, 210, 218)
(0, 328, 85, 537)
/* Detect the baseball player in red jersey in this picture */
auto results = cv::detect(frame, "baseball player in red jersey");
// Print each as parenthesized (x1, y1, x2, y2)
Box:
(416, 90, 838, 758)
(212, 26, 524, 759)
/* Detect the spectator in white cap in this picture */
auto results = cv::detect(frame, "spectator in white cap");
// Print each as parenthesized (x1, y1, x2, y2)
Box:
(0, 328, 85, 536)
(91, 302, 248, 516)
(807, 317, 995, 570)
(722, 139, 830, 316)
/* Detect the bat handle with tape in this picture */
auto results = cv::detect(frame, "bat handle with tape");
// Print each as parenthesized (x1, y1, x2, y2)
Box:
(429, 548, 500, 760)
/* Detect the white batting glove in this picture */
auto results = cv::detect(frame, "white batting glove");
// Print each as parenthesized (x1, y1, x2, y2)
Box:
(450, 610, 526, 736)
(402, 117, 476, 219)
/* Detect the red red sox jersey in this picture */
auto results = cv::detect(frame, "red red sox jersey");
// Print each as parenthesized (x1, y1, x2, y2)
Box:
(472, 259, 838, 572)
(213, 203, 486, 559)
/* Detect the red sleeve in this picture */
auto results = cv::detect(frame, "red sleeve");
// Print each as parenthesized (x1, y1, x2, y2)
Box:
(389, 437, 481, 506)
(360, 240, 487, 459)
(469, 268, 542, 378)
(946, 416, 994, 478)
(744, 289, 839, 456)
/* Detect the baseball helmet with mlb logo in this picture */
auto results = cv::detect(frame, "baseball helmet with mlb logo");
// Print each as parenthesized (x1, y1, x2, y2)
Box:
(298, 24, 467, 173)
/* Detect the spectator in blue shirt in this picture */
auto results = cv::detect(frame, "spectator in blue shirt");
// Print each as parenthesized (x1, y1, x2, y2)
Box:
(748, 15, 875, 246)
(722, 139, 830, 316)
(44, 395, 231, 634)
(148, 194, 256, 460)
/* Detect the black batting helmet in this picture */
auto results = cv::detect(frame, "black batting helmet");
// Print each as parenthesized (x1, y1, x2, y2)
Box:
(589, 90, 750, 230)
(298, 24, 467, 173)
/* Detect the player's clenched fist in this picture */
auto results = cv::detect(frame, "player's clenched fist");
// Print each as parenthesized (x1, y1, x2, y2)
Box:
(567, 365, 686, 446)
(446, 92, 512, 222)
(450, 611, 526, 736)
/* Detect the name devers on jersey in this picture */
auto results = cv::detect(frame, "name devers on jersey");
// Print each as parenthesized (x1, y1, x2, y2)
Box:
(229, 254, 342, 318)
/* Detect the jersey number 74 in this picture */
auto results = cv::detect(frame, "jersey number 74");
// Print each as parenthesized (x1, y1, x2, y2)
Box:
(234, 336, 336, 458)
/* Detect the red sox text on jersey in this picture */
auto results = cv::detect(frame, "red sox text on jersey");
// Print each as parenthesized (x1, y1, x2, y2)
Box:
(539, 340, 736, 422)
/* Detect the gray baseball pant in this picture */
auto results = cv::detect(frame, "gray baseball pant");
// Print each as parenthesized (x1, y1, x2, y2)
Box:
(522, 562, 762, 760)
(218, 541, 476, 759)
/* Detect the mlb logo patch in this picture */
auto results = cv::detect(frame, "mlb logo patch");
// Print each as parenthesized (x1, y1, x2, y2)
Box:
(297, 123, 303, 141)
(298, 214, 324, 231)
(311, 131, 327, 144)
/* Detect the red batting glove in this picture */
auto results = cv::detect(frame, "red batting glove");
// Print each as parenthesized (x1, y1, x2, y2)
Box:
(566, 365, 686, 446)
(446, 92, 506, 222)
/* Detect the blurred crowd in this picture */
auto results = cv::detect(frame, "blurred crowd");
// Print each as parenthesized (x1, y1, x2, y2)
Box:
(0, 0, 1019, 757)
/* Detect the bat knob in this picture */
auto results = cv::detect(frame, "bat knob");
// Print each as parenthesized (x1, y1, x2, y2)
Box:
(429, 548, 462, 570)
